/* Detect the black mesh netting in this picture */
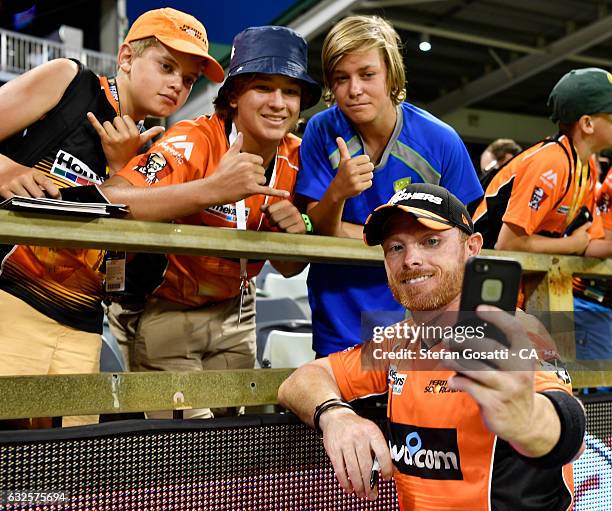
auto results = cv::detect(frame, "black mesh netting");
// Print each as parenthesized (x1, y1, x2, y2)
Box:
(573, 393, 612, 511)
(0, 414, 399, 511)
(2, 395, 610, 511)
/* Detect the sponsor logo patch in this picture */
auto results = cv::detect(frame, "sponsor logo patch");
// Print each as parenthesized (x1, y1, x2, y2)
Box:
(205, 203, 251, 223)
(388, 424, 463, 480)
(540, 360, 572, 385)
(557, 205, 570, 215)
(134, 152, 170, 184)
(393, 177, 412, 192)
(388, 366, 407, 395)
(539, 169, 558, 189)
(390, 189, 443, 205)
(163, 135, 193, 161)
(528, 187, 547, 210)
(424, 379, 461, 394)
(51, 150, 102, 185)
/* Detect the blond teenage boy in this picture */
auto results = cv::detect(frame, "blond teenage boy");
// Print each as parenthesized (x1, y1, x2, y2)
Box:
(294, 16, 482, 357)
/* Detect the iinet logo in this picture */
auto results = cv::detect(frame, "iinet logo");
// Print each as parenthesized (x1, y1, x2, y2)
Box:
(390, 190, 443, 205)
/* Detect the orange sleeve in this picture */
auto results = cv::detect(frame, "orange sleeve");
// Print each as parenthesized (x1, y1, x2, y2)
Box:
(115, 120, 213, 187)
(502, 152, 568, 235)
(588, 199, 605, 240)
(520, 312, 573, 394)
(534, 363, 573, 394)
(329, 344, 389, 402)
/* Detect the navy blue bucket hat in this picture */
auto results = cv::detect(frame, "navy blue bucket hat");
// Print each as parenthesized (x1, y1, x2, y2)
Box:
(220, 26, 321, 110)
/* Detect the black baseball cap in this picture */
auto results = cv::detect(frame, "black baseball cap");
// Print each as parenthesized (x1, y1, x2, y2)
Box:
(548, 68, 612, 123)
(219, 26, 321, 110)
(363, 183, 474, 246)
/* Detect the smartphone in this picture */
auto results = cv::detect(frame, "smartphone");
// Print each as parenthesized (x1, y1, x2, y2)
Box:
(457, 256, 522, 348)
(563, 206, 592, 237)
(459, 256, 522, 314)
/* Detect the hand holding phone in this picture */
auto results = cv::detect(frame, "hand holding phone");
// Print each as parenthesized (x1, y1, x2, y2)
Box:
(563, 206, 592, 237)
(459, 256, 522, 313)
(456, 256, 522, 349)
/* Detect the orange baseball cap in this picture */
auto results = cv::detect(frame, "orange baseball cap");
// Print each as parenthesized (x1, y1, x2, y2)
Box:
(124, 7, 224, 83)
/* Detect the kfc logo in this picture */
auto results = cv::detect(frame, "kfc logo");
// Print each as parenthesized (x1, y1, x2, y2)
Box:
(134, 153, 169, 184)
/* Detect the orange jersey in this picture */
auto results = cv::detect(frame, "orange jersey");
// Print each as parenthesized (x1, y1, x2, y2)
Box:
(116, 114, 300, 306)
(572, 168, 612, 306)
(329, 317, 574, 511)
(473, 134, 604, 243)
(0, 71, 119, 333)
(597, 168, 612, 231)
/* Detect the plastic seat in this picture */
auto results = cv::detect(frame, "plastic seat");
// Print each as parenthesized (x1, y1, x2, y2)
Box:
(100, 335, 126, 372)
(256, 295, 307, 321)
(256, 319, 312, 367)
(263, 271, 308, 300)
(262, 267, 310, 318)
(255, 261, 279, 291)
(261, 330, 315, 368)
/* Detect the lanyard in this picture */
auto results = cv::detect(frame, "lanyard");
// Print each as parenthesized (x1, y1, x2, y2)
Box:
(107, 76, 121, 116)
(228, 123, 279, 322)
(566, 153, 589, 225)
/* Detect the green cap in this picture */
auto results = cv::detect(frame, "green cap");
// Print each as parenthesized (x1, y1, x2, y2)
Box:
(548, 68, 612, 123)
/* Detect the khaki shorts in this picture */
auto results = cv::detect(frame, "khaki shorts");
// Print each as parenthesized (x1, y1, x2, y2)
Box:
(111, 281, 256, 419)
(0, 290, 101, 427)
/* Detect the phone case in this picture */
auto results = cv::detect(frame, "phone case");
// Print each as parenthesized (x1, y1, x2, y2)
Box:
(459, 256, 522, 313)
(457, 256, 522, 348)
(563, 206, 592, 237)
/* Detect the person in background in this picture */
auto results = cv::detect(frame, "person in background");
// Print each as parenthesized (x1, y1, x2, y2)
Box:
(479, 138, 522, 176)
(473, 68, 612, 361)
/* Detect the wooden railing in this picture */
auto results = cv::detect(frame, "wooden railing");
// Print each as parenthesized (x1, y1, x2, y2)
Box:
(0, 209, 610, 419)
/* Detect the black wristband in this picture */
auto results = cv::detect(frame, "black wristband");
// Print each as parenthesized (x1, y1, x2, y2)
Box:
(313, 398, 354, 433)
(517, 391, 585, 468)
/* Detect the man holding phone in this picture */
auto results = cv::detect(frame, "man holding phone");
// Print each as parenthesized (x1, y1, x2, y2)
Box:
(279, 184, 584, 510)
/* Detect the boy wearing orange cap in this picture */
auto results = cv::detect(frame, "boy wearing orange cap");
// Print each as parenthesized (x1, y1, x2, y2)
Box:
(0, 8, 222, 424)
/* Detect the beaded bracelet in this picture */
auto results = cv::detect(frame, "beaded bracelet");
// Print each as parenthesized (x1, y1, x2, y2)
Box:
(313, 398, 355, 433)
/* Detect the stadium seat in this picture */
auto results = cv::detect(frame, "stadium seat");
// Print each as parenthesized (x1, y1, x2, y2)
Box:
(262, 266, 310, 318)
(261, 330, 315, 368)
(256, 296, 311, 367)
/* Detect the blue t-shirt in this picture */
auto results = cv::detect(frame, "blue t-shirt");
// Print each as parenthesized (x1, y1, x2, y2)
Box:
(296, 102, 483, 355)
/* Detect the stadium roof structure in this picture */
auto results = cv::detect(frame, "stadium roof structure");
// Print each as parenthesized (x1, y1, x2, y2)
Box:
(167, 0, 612, 144)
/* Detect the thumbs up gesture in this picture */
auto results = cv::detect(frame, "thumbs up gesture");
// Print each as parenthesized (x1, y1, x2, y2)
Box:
(330, 137, 374, 200)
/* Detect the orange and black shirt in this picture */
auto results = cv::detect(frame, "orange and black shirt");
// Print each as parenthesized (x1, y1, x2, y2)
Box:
(329, 318, 575, 511)
(473, 134, 604, 246)
(116, 114, 301, 307)
(573, 168, 612, 307)
(0, 64, 119, 333)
